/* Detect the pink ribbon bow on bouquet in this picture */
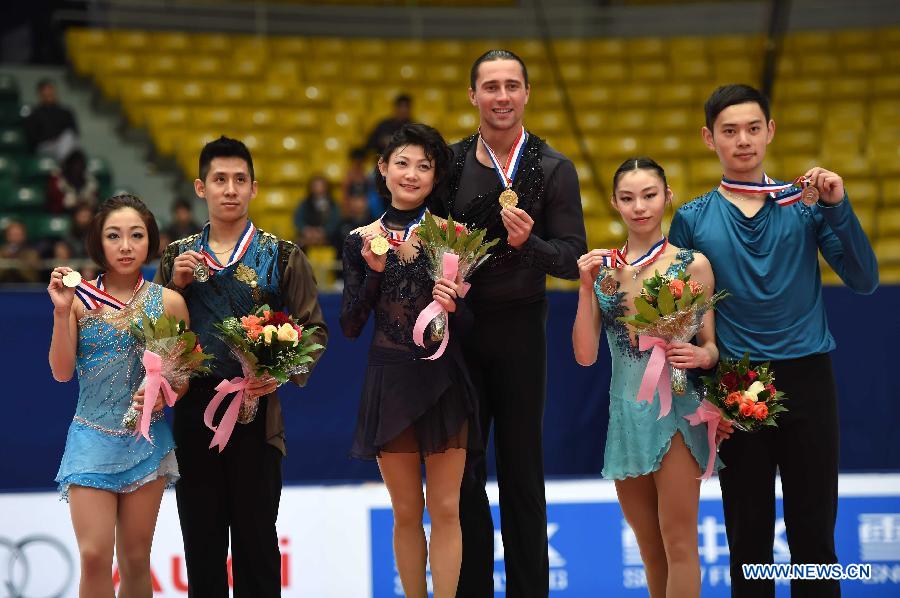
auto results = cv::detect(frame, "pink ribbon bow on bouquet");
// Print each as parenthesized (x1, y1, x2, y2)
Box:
(412, 252, 471, 361)
(137, 350, 178, 443)
(203, 377, 250, 453)
(636, 335, 673, 419)
(683, 399, 722, 480)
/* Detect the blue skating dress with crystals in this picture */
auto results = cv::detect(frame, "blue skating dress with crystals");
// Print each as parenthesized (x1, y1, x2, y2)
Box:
(55, 282, 179, 500)
(595, 249, 721, 480)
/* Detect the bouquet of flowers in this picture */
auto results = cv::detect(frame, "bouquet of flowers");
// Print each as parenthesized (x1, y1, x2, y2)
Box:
(206, 305, 323, 451)
(412, 212, 498, 359)
(618, 270, 727, 416)
(684, 353, 788, 480)
(701, 353, 788, 432)
(126, 314, 213, 441)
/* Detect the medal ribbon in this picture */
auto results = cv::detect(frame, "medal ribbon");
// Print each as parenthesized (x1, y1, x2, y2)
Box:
(479, 126, 528, 190)
(378, 207, 429, 247)
(720, 174, 810, 207)
(200, 220, 256, 274)
(74, 273, 144, 311)
(623, 237, 668, 269)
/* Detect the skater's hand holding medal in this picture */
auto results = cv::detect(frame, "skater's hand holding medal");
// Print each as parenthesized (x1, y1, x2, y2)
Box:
(802, 166, 845, 206)
(48, 266, 80, 310)
(361, 233, 389, 272)
(171, 250, 208, 288)
(577, 249, 616, 291)
(480, 126, 533, 248)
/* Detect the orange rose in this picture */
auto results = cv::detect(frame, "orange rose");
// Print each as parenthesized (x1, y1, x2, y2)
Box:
(751, 402, 769, 420)
(739, 401, 755, 418)
(724, 391, 742, 406)
(241, 315, 264, 330)
(687, 280, 703, 296)
(668, 279, 685, 299)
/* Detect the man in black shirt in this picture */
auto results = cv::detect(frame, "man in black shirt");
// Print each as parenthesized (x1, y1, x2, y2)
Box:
(365, 93, 412, 155)
(23, 79, 79, 159)
(430, 50, 586, 597)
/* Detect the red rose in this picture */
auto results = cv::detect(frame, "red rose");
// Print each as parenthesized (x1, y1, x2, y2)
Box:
(751, 402, 769, 420)
(742, 370, 759, 386)
(292, 323, 303, 335)
(267, 311, 294, 326)
(668, 279, 685, 299)
(765, 384, 776, 396)
(721, 372, 740, 392)
(455, 225, 464, 234)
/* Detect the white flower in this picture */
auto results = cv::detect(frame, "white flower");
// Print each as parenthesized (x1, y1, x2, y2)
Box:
(262, 325, 279, 345)
(742, 381, 766, 402)
(276, 323, 299, 346)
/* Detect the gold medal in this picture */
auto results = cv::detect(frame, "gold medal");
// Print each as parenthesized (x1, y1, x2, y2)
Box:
(499, 188, 518, 209)
(370, 235, 390, 256)
(801, 184, 819, 206)
(62, 270, 82, 288)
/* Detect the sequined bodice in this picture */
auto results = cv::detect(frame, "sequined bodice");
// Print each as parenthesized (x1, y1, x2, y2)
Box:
(74, 283, 164, 428)
(341, 232, 442, 355)
(594, 250, 695, 398)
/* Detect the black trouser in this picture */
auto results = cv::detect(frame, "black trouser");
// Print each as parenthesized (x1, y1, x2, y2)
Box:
(719, 353, 840, 597)
(457, 299, 549, 598)
(173, 381, 283, 598)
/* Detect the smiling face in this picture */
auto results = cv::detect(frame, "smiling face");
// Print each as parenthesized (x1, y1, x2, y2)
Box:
(101, 207, 149, 275)
(377, 144, 435, 210)
(469, 58, 529, 134)
(611, 169, 671, 236)
(702, 101, 775, 181)
(194, 157, 257, 223)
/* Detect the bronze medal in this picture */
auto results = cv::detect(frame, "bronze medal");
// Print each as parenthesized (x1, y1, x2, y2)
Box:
(801, 184, 819, 206)
(370, 235, 390, 256)
(499, 188, 519, 209)
(599, 273, 618, 295)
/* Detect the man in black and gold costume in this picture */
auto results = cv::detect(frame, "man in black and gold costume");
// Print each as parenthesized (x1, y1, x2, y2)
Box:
(155, 136, 327, 597)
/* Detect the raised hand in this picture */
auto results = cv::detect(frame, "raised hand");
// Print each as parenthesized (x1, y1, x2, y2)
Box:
(576, 249, 613, 289)
(804, 166, 845, 205)
(172, 250, 206, 289)
(361, 234, 388, 273)
(47, 267, 76, 312)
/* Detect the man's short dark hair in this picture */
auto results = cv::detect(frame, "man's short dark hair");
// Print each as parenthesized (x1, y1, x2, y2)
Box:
(172, 197, 192, 212)
(394, 94, 412, 106)
(704, 84, 771, 130)
(36, 78, 54, 92)
(198, 135, 254, 182)
(470, 49, 529, 90)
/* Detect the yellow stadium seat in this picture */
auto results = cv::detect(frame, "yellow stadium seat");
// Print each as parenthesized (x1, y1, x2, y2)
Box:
(533, 111, 566, 133)
(879, 265, 900, 284)
(589, 62, 627, 82)
(253, 215, 295, 243)
(852, 207, 875, 235)
(273, 134, 315, 158)
(417, 87, 449, 109)
(266, 159, 309, 186)
(776, 130, 820, 153)
(713, 58, 759, 83)
(875, 237, 900, 265)
(193, 33, 231, 54)
(192, 107, 236, 129)
(569, 85, 614, 107)
(152, 31, 190, 53)
(66, 28, 109, 56)
(876, 153, 900, 177)
(822, 154, 872, 178)
(277, 108, 322, 131)
(834, 29, 874, 50)
(780, 156, 819, 178)
(183, 56, 223, 78)
(884, 49, 900, 70)
(778, 78, 827, 101)
(305, 60, 343, 82)
(333, 87, 369, 112)
(111, 30, 150, 52)
(239, 132, 273, 157)
(708, 35, 763, 57)
(432, 40, 467, 61)
(841, 52, 883, 74)
(386, 62, 423, 84)
(300, 85, 331, 107)
(258, 82, 300, 105)
(776, 56, 798, 78)
(577, 110, 609, 134)
(825, 101, 866, 123)
(119, 77, 166, 106)
(654, 107, 694, 131)
(310, 37, 349, 58)
(168, 81, 209, 104)
(688, 159, 725, 187)
(588, 135, 642, 160)
(270, 36, 309, 58)
(873, 74, 900, 97)
(670, 58, 710, 81)
(842, 180, 879, 207)
(559, 63, 586, 83)
(828, 77, 871, 100)
(784, 31, 832, 54)
(799, 53, 841, 76)
(615, 86, 654, 107)
(777, 102, 824, 128)
(428, 64, 464, 85)
(350, 61, 386, 84)
(626, 37, 665, 60)
(552, 40, 587, 62)
(217, 82, 250, 104)
(655, 83, 697, 107)
(608, 109, 649, 133)
(826, 129, 864, 150)
(257, 187, 297, 214)
(882, 181, 900, 205)
(350, 38, 388, 59)
(95, 53, 138, 77)
(644, 134, 687, 157)
(631, 61, 667, 82)
(246, 108, 277, 129)
(233, 57, 264, 79)
(141, 54, 181, 77)
(669, 36, 706, 58)
(587, 38, 625, 60)
(388, 39, 427, 59)
(529, 86, 563, 108)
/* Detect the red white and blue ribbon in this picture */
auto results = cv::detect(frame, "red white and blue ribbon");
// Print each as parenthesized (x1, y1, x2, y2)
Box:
(74, 273, 144, 311)
(624, 237, 668, 268)
(720, 174, 807, 207)
(600, 248, 628, 269)
(200, 220, 256, 274)
(479, 126, 528, 191)
(379, 207, 429, 247)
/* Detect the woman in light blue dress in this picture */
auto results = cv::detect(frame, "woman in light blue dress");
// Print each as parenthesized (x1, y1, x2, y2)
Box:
(572, 158, 731, 598)
(48, 194, 188, 597)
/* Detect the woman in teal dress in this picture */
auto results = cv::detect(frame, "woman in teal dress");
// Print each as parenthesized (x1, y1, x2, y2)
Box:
(572, 158, 732, 598)
(48, 194, 189, 597)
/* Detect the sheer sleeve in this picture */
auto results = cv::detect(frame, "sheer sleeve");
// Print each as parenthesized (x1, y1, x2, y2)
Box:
(340, 232, 384, 339)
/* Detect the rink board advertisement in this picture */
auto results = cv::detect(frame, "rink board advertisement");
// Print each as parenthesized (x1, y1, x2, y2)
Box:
(1, 475, 898, 597)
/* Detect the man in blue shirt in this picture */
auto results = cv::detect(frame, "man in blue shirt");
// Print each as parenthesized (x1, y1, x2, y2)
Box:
(669, 84, 878, 597)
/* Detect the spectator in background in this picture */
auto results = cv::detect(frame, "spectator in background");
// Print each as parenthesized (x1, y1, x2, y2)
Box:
(23, 79, 80, 161)
(0, 220, 42, 283)
(294, 175, 341, 249)
(165, 197, 201, 241)
(343, 147, 381, 215)
(61, 202, 95, 259)
(365, 93, 412, 155)
(47, 149, 98, 214)
(332, 190, 372, 261)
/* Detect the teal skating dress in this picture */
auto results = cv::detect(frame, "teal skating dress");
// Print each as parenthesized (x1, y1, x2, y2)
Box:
(595, 249, 721, 480)
(55, 282, 179, 500)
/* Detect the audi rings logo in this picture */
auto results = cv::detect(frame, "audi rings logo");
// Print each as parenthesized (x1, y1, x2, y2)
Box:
(0, 535, 75, 598)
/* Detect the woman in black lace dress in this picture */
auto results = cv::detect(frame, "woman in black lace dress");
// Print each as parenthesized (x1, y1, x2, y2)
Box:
(340, 123, 479, 598)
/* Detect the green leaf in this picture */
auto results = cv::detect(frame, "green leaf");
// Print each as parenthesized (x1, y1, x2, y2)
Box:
(657, 284, 675, 315)
(676, 284, 693, 310)
(633, 297, 660, 322)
